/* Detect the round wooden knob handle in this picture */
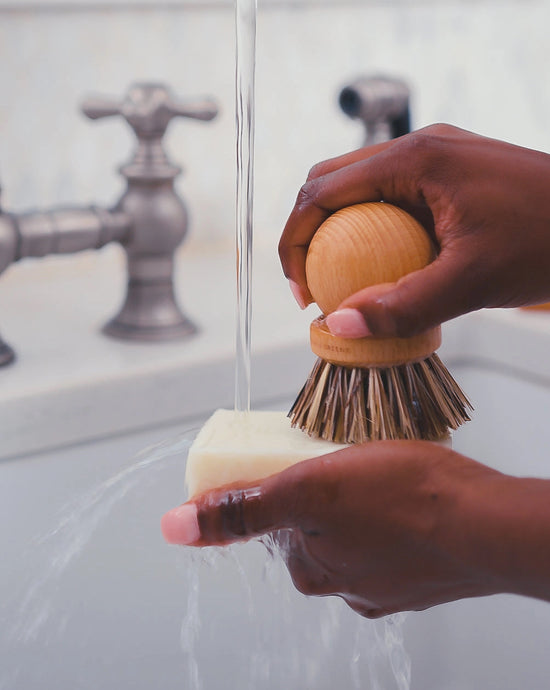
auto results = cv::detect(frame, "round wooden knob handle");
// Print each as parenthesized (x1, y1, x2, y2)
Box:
(306, 202, 441, 367)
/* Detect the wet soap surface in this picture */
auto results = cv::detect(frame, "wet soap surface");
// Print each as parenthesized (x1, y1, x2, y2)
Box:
(185, 409, 349, 498)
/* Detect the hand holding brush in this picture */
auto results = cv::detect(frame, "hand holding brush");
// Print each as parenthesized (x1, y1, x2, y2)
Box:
(287, 200, 471, 443)
(280, 123, 550, 331)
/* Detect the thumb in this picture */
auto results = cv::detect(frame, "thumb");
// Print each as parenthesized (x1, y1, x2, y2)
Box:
(161, 470, 305, 547)
(328, 251, 483, 338)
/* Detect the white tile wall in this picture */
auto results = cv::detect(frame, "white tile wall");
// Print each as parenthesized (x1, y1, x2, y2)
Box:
(1, 0, 549, 252)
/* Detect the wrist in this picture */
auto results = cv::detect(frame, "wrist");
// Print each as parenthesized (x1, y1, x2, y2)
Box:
(450, 468, 550, 602)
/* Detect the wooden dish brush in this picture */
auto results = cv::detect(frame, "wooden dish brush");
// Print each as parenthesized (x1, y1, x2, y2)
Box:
(288, 201, 472, 444)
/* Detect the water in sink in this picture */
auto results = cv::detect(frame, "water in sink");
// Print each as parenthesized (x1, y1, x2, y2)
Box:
(0, 424, 411, 690)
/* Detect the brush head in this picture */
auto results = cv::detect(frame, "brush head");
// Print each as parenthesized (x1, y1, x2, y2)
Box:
(289, 202, 472, 443)
(289, 354, 472, 444)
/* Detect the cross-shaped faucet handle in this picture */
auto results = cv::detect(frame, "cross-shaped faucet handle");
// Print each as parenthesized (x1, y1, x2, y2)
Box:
(81, 82, 218, 139)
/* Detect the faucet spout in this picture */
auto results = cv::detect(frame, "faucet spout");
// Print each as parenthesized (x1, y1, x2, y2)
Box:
(0, 212, 18, 276)
(13, 206, 131, 259)
(339, 75, 411, 146)
(0, 213, 18, 365)
(0, 207, 131, 367)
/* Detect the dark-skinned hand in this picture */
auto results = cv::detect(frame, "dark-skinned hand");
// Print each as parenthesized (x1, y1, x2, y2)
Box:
(279, 124, 550, 338)
(162, 442, 550, 618)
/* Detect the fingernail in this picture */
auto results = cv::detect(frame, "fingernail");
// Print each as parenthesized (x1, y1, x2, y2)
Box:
(326, 308, 371, 338)
(289, 280, 310, 310)
(161, 503, 200, 545)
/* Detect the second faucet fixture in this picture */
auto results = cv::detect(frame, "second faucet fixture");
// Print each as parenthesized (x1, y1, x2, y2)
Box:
(0, 83, 219, 366)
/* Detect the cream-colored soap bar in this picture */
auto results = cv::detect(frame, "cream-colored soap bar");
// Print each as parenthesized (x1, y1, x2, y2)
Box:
(185, 409, 349, 498)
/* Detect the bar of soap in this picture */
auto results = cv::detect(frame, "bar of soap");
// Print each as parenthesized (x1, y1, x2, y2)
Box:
(185, 409, 349, 498)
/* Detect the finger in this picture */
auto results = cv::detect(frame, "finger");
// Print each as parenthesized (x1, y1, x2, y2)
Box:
(161, 457, 327, 547)
(279, 141, 428, 302)
(280, 124, 470, 300)
(305, 139, 397, 181)
(328, 248, 486, 337)
(279, 141, 398, 308)
(196, 482, 295, 545)
(161, 485, 282, 546)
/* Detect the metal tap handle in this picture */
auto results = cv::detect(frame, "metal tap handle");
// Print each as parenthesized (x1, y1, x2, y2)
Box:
(339, 75, 411, 146)
(81, 82, 219, 139)
(81, 82, 219, 341)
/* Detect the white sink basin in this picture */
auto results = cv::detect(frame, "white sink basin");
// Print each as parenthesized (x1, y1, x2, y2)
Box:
(1, 246, 550, 689)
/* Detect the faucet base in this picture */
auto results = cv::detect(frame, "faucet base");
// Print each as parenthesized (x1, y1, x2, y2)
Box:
(103, 254, 199, 342)
(102, 276, 198, 342)
(102, 315, 197, 342)
(0, 337, 15, 367)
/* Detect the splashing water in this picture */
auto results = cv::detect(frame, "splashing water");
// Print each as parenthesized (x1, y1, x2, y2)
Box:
(1, 428, 411, 689)
(178, 536, 411, 690)
(3, 432, 195, 649)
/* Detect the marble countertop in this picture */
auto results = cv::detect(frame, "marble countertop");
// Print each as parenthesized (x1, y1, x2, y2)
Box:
(0, 242, 314, 460)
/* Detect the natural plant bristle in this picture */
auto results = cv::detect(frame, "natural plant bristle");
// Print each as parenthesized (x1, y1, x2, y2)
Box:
(288, 353, 472, 444)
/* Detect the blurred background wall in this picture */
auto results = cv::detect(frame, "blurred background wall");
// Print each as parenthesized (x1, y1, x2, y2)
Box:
(1, 0, 549, 253)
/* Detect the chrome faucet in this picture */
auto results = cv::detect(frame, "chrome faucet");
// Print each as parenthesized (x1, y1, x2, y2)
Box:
(0, 82, 218, 366)
(339, 75, 411, 146)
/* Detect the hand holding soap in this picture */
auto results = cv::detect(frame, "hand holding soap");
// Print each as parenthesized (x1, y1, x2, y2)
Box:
(185, 409, 348, 499)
